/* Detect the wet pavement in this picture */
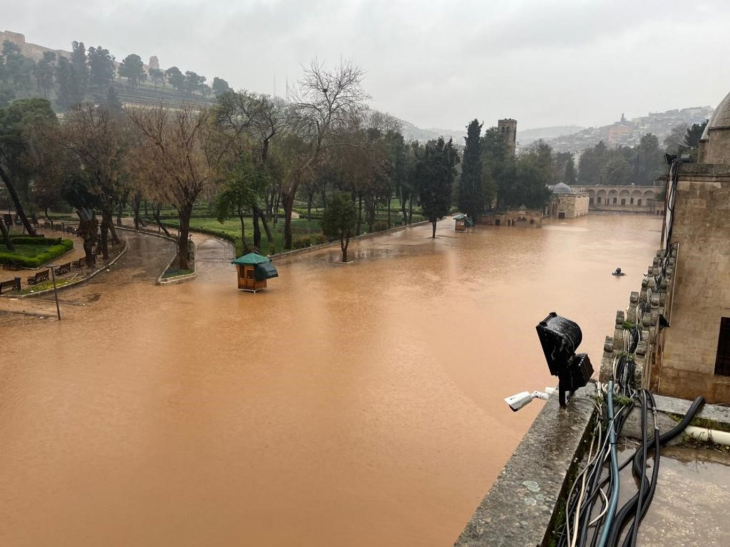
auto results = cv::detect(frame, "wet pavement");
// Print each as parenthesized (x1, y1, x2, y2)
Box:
(618, 443, 730, 546)
(0, 214, 662, 546)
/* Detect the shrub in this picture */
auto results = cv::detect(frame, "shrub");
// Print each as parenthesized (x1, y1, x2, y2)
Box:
(314, 233, 328, 245)
(293, 236, 311, 249)
(268, 243, 276, 255)
(0, 239, 73, 268)
(372, 221, 388, 232)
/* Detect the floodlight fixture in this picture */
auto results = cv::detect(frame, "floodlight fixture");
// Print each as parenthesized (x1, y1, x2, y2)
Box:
(536, 312, 593, 407)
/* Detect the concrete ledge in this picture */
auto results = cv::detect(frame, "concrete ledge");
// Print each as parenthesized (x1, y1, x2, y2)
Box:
(12, 240, 128, 299)
(455, 383, 597, 547)
(157, 241, 197, 285)
(271, 220, 431, 260)
(621, 395, 730, 443)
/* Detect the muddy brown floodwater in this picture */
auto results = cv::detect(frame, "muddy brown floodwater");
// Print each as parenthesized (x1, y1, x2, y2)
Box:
(0, 214, 661, 546)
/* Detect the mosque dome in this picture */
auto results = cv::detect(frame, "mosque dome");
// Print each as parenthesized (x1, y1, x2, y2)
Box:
(700, 90, 730, 164)
(551, 182, 573, 194)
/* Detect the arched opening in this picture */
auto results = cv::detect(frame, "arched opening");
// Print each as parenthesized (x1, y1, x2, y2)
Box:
(597, 197, 602, 204)
(637, 199, 642, 206)
(630, 198, 634, 205)
(590, 198, 594, 205)
(613, 197, 617, 204)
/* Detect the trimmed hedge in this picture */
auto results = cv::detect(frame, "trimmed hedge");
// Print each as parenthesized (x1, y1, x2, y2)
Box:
(10, 236, 65, 246)
(0, 239, 74, 268)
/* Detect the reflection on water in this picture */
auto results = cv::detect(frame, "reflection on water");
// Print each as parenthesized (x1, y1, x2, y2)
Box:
(0, 214, 661, 546)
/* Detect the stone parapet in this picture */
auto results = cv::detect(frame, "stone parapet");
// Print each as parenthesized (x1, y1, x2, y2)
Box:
(599, 245, 678, 389)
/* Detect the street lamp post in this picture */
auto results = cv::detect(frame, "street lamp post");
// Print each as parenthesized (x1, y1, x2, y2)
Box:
(46, 264, 61, 321)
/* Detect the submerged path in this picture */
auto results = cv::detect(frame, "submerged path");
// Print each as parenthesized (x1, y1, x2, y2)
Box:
(0, 215, 662, 546)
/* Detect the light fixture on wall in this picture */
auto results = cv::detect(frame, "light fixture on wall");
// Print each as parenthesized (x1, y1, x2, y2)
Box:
(536, 313, 594, 407)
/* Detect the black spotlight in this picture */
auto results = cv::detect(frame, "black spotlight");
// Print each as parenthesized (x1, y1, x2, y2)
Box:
(536, 312, 594, 407)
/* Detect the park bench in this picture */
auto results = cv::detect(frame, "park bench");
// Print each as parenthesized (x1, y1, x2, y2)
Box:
(27, 269, 49, 286)
(0, 277, 20, 295)
(56, 262, 71, 275)
(72, 257, 85, 269)
(2, 262, 22, 271)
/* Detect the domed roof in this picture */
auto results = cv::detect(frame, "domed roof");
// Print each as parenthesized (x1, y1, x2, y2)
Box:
(706, 90, 730, 133)
(551, 182, 573, 194)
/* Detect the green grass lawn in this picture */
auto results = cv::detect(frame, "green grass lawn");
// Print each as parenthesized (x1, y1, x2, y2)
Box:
(160, 217, 325, 255)
(0, 244, 54, 258)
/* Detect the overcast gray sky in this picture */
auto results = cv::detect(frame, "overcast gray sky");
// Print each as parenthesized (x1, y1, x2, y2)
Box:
(3, 0, 730, 131)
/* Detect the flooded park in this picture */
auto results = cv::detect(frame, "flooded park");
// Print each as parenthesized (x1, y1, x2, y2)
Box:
(0, 214, 662, 546)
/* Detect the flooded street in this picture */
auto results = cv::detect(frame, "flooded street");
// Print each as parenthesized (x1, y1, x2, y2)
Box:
(0, 214, 661, 546)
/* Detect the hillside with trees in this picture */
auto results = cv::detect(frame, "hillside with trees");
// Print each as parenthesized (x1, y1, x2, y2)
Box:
(0, 37, 228, 112)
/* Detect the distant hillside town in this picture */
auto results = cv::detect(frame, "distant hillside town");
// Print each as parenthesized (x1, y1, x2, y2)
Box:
(541, 107, 713, 153)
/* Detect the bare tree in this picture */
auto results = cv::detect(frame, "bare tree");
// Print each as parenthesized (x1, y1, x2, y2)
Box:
(60, 104, 128, 259)
(127, 103, 223, 269)
(280, 60, 369, 249)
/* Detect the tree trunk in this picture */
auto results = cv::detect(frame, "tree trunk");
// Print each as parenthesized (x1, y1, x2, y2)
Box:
(178, 203, 193, 270)
(153, 205, 172, 237)
(252, 208, 261, 250)
(0, 218, 14, 251)
(100, 214, 110, 259)
(133, 200, 141, 230)
(76, 209, 98, 268)
(282, 192, 296, 250)
(0, 165, 36, 236)
(273, 188, 281, 226)
(44, 207, 53, 229)
(144, 200, 148, 217)
(356, 193, 362, 235)
(255, 207, 273, 243)
(432, 220, 437, 238)
(239, 213, 250, 254)
(341, 234, 349, 263)
(400, 188, 408, 224)
(387, 194, 391, 229)
(408, 194, 414, 224)
(116, 202, 123, 226)
(109, 218, 120, 244)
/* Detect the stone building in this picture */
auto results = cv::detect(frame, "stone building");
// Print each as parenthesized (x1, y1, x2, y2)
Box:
(547, 183, 590, 219)
(572, 184, 660, 213)
(498, 118, 517, 156)
(479, 205, 542, 227)
(599, 89, 730, 403)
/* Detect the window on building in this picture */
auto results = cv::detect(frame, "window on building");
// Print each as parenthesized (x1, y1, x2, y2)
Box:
(630, 198, 634, 204)
(597, 197, 602, 204)
(621, 199, 626, 205)
(613, 197, 617, 204)
(715, 317, 730, 376)
(590, 198, 594, 205)
(637, 199, 642, 206)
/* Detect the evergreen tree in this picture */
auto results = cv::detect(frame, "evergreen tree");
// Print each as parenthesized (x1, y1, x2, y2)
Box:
(165, 66, 185, 91)
(118, 54, 146, 88)
(34, 51, 56, 97)
(71, 41, 88, 98)
(564, 155, 577, 184)
(55, 56, 83, 109)
(320, 191, 358, 262)
(417, 137, 459, 238)
(212, 77, 230, 97)
(105, 86, 123, 116)
(458, 119, 483, 222)
(88, 46, 115, 89)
